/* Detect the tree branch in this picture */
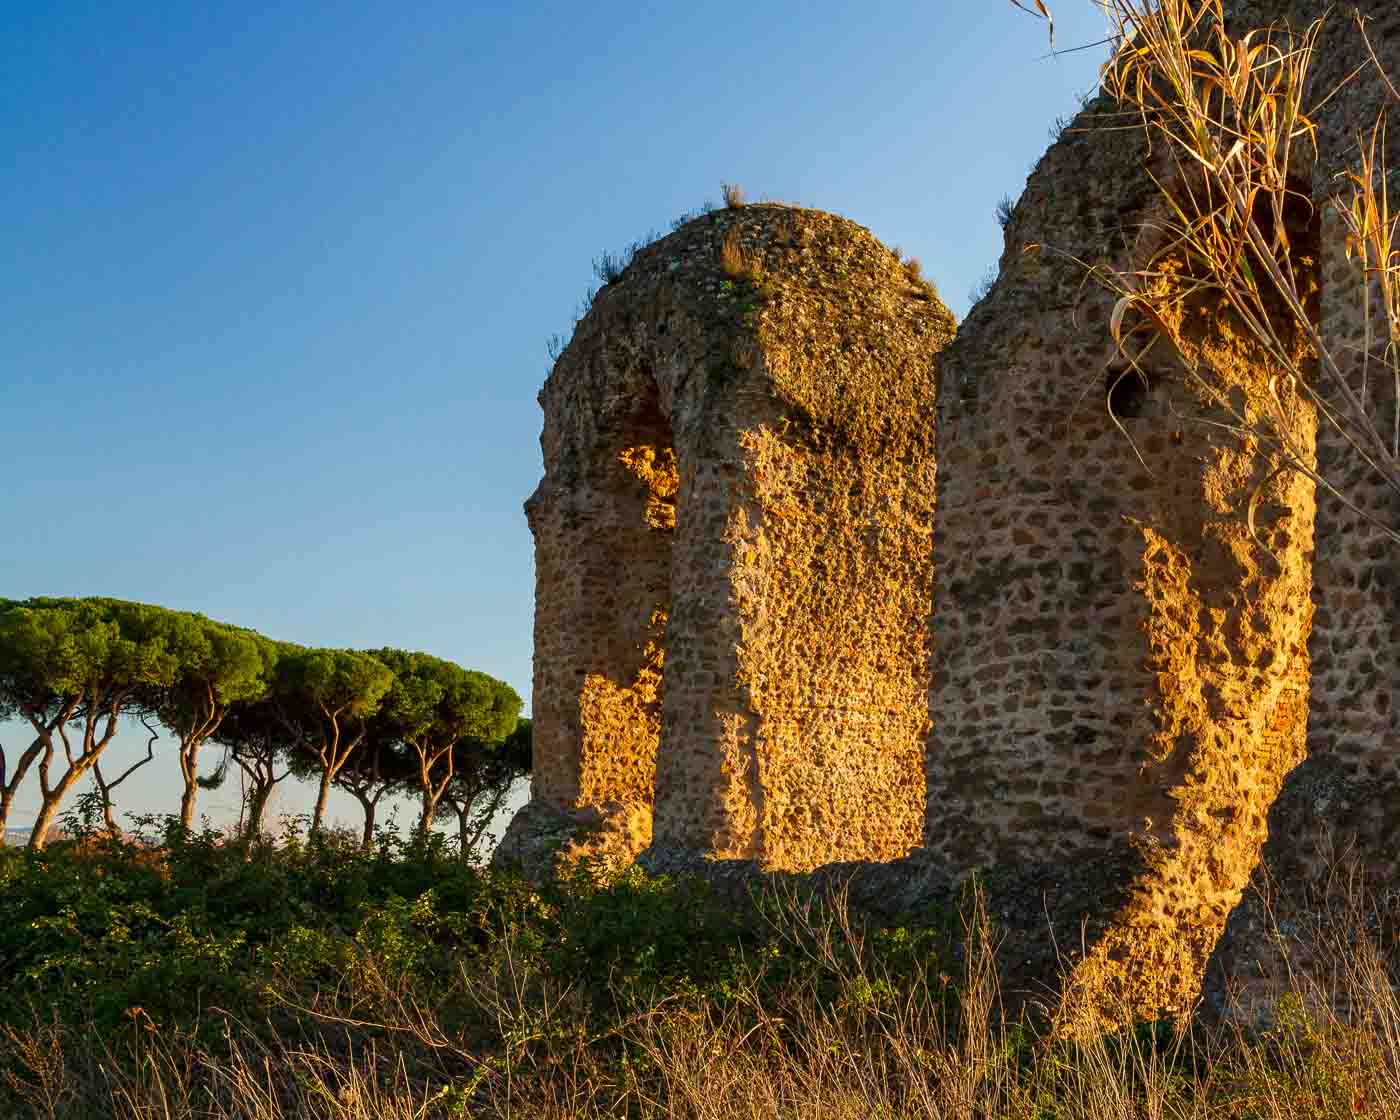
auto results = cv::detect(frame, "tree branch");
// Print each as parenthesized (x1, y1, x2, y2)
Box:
(100, 716, 161, 790)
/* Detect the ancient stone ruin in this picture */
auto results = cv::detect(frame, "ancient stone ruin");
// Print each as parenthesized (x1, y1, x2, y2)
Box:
(501, 0, 1400, 1023)
(510, 207, 955, 873)
(1203, 0, 1400, 1019)
(928, 87, 1319, 1018)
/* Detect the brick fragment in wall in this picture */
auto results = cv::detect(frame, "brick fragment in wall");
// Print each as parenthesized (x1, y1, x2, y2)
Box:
(513, 205, 954, 872)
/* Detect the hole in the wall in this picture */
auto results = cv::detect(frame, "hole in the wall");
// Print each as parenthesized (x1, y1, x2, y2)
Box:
(1248, 179, 1322, 332)
(1106, 362, 1153, 419)
(616, 380, 678, 532)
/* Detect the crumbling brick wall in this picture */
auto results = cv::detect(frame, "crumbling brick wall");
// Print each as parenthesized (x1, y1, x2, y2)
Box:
(1204, 0, 1400, 1018)
(507, 0, 1400, 1021)
(927, 71, 1319, 1018)
(520, 205, 955, 871)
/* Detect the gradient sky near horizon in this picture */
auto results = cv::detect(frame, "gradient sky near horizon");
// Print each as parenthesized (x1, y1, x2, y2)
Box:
(1, 1, 1110, 838)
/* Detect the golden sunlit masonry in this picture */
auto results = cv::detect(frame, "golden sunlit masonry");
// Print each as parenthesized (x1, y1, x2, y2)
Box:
(500, 0, 1400, 1021)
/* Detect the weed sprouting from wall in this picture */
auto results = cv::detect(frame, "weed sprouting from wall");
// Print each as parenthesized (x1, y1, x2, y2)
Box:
(671, 199, 717, 231)
(1096, 0, 1399, 546)
(968, 265, 998, 307)
(995, 194, 1015, 229)
(593, 231, 662, 287)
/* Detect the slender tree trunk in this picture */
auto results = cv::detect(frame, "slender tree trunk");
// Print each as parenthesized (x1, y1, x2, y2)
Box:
(0, 765, 31, 839)
(355, 792, 377, 851)
(29, 766, 90, 849)
(30, 749, 109, 848)
(29, 700, 123, 849)
(306, 717, 363, 840)
(92, 721, 158, 838)
(233, 746, 287, 852)
(179, 743, 200, 831)
(311, 768, 334, 837)
(1, 717, 66, 838)
(175, 705, 225, 832)
(245, 781, 273, 840)
(29, 797, 62, 850)
(0, 783, 18, 842)
(31, 757, 94, 848)
(418, 791, 443, 838)
(98, 782, 119, 834)
(412, 738, 453, 840)
(456, 804, 470, 858)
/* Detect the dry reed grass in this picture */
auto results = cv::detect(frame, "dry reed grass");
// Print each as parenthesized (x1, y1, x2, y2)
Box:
(7, 878, 1400, 1119)
(720, 226, 749, 280)
(1078, 0, 1400, 547)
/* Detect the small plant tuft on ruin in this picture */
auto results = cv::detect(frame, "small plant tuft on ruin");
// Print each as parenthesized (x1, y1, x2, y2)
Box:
(969, 265, 998, 307)
(670, 199, 717, 231)
(901, 256, 939, 301)
(720, 226, 750, 280)
(995, 194, 1015, 230)
(594, 249, 627, 285)
(592, 231, 662, 287)
(717, 226, 778, 310)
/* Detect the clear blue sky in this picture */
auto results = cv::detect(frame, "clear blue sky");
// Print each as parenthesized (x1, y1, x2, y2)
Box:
(1, 1, 1108, 837)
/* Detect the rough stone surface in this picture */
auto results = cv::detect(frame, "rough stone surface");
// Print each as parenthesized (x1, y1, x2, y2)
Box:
(500, 0, 1400, 1024)
(1203, 0, 1400, 1022)
(927, 60, 1319, 1017)
(517, 205, 955, 872)
(493, 799, 653, 883)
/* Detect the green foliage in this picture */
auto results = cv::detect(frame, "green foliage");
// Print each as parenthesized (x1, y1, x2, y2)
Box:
(369, 648, 520, 751)
(0, 598, 200, 844)
(0, 823, 952, 1042)
(5, 825, 1395, 1120)
(500, 716, 531, 771)
(275, 646, 394, 723)
(0, 598, 184, 714)
(0, 823, 532, 1039)
(543, 865, 751, 1006)
(148, 616, 278, 727)
(268, 646, 397, 832)
(361, 649, 522, 840)
(0, 593, 525, 854)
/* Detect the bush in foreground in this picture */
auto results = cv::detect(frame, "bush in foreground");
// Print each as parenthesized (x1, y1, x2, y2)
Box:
(3, 822, 1400, 1118)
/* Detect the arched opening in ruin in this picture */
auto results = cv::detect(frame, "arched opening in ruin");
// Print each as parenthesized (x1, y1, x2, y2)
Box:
(571, 372, 677, 809)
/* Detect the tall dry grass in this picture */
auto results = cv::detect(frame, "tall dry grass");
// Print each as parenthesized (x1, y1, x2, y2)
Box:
(1085, 0, 1400, 546)
(7, 878, 1400, 1119)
